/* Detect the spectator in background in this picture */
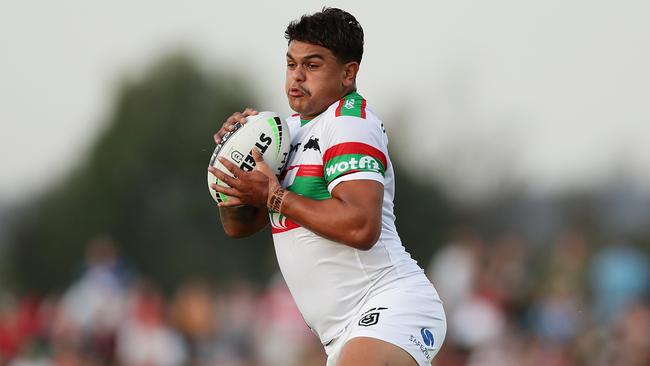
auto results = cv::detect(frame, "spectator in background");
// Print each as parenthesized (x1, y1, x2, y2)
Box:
(170, 279, 217, 364)
(590, 241, 650, 324)
(256, 273, 321, 366)
(427, 226, 491, 365)
(427, 226, 484, 320)
(611, 302, 650, 366)
(207, 281, 259, 366)
(60, 237, 129, 330)
(462, 232, 531, 366)
(56, 236, 131, 364)
(527, 230, 589, 344)
(115, 280, 187, 366)
(0, 295, 41, 362)
(481, 232, 531, 315)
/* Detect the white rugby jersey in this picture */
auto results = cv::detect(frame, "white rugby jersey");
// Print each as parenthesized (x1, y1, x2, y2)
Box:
(269, 92, 427, 344)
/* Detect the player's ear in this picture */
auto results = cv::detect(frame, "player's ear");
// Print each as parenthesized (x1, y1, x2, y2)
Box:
(342, 62, 359, 88)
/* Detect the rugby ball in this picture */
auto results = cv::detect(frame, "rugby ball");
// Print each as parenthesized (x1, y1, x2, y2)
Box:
(208, 111, 291, 203)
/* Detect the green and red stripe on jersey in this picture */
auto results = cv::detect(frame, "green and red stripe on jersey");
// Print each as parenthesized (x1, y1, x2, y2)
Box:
(270, 164, 329, 234)
(323, 142, 387, 184)
(282, 164, 331, 200)
(335, 92, 367, 119)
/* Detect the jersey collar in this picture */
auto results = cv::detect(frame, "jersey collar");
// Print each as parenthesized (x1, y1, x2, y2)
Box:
(296, 91, 365, 127)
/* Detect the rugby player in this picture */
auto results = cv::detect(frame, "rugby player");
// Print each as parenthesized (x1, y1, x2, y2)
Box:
(208, 8, 446, 366)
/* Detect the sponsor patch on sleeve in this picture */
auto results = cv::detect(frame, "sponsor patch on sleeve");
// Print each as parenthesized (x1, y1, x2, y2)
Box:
(322, 142, 387, 183)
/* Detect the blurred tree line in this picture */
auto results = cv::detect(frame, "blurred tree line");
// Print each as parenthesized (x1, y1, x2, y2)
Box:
(7, 53, 452, 294)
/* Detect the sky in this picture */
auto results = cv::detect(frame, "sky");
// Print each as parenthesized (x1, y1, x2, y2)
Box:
(1, 0, 649, 203)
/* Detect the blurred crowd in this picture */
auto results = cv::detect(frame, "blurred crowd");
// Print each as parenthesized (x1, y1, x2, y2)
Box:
(430, 226, 650, 366)
(1, 229, 649, 366)
(0, 238, 325, 366)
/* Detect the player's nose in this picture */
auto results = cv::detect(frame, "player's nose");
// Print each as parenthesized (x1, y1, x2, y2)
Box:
(288, 66, 306, 82)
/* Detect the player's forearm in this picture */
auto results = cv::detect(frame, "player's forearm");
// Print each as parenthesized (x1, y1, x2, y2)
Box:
(218, 205, 268, 238)
(280, 192, 382, 250)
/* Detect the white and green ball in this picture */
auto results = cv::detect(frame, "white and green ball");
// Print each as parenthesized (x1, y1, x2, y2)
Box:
(208, 111, 291, 203)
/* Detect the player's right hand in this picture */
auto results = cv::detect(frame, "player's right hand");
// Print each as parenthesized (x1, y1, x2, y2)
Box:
(213, 108, 258, 144)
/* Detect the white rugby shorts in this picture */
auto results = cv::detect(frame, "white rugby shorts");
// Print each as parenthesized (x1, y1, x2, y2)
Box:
(324, 278, 446, 366)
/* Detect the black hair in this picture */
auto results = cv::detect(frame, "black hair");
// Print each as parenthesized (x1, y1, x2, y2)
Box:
(285, 7, 364, 64)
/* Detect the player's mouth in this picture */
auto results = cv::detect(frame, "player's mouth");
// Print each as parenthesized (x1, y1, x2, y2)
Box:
(288, 86, 309, 97)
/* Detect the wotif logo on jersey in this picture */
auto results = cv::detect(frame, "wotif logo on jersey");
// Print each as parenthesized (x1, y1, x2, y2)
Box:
(325, 155, 381, 177)
(323, 142, 387, 182)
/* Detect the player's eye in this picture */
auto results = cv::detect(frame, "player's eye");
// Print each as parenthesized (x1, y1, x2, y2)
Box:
(286, 61, 296, 69)
(306, 63, 320, 70)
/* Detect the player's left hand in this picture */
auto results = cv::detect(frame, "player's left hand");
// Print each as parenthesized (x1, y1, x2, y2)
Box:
(208, 148, 281, 207)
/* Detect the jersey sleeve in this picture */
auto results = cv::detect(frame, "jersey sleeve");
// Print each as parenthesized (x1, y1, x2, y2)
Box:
(321, 114, 388, 192)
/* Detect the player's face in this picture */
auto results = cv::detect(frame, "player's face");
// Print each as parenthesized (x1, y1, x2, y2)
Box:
(285, 41, 357, 120)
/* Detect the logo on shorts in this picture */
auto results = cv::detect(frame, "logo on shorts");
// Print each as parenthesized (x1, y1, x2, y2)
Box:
(358, 307, 387, 327)
(409, 328, 433, 362)
(420, 328, 434, 347)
